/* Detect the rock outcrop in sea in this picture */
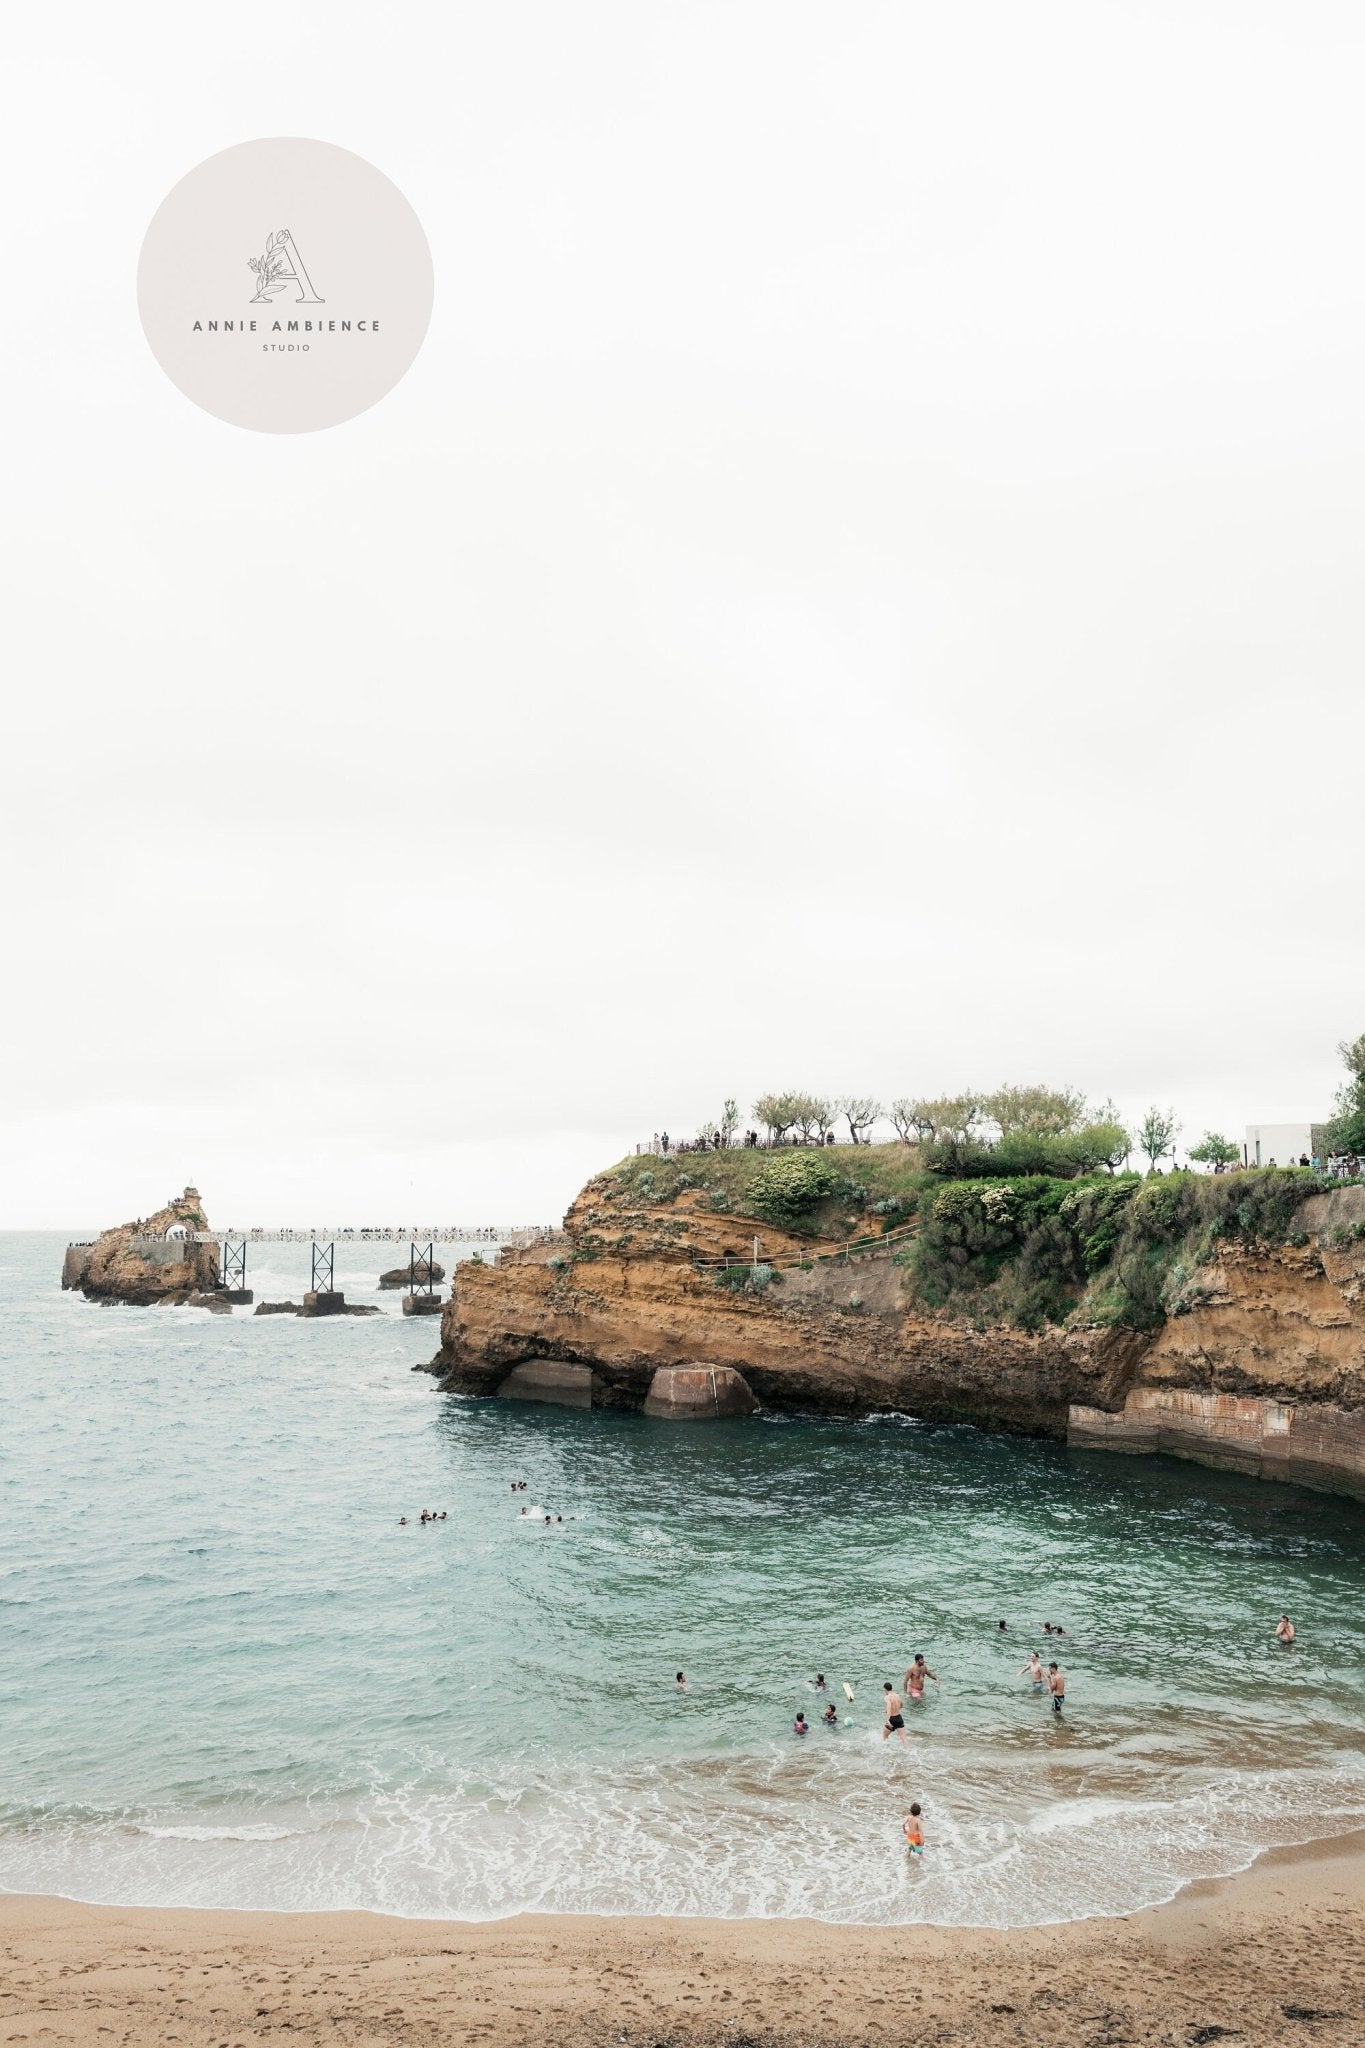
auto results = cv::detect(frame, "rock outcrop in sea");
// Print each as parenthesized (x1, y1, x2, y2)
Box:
(378, 1260, 444, 1289)
(425, 1162, 1365, 1497)
(63, 1186, 221, 1306)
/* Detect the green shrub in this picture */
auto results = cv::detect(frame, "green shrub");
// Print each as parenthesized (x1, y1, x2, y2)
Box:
(749, 1151, 839, 1224)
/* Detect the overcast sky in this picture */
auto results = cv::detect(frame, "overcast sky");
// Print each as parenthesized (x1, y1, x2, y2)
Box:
(3, 3, 1363, 1229)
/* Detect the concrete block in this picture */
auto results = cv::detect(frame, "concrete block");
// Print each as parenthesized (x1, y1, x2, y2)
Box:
(300, 1291, 346, 1316)
(643, 1364, 758, 1421)
(401, 1293, 443, 1316)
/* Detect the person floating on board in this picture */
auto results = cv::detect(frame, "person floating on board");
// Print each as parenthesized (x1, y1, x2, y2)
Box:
(1047, 1661, 1066, 1714)
(902, 1804, 925, 1856)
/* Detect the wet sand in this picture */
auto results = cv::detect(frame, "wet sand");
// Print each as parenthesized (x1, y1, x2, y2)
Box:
(2, 1832, 1362, 2047)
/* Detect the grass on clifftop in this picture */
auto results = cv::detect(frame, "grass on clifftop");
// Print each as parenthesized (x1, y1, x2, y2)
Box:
(601, 1144, 932, 1237)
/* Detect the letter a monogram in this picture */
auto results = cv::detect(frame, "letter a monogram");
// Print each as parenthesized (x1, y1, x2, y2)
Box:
(247, 228, 324, 304)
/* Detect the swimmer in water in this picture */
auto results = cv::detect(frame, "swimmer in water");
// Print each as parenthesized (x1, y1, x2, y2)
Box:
(881, 1682, 908, 1744)
(813, 1673, 827, 1690)
(1020, 1651, 1045, 1692)
(398, 1516, 407, 1526)
(822, 1702, 839, 1726)
(676, 1672, 687, 1690)
(903, 1654, 940, 1702)
(1047, 1661, 1066, 1714)
(794, 1712, 809, 1736)
(902, 1803, 924, 1855)
(1275, 1614, 1296, 1643)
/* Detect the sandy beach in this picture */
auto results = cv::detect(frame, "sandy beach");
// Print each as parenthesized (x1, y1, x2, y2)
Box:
(2, 1832, 1362, 2048)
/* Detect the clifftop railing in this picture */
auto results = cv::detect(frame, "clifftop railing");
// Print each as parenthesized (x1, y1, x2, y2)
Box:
(690, 1220, 919, 1275)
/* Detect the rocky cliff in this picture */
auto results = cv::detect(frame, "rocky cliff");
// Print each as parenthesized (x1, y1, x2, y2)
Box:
(427, 1164, 1365, 1499)
(63, 1186, 221, 1306)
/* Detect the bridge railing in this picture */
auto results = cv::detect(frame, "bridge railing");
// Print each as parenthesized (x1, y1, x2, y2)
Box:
(160, 1225, 558, 1245)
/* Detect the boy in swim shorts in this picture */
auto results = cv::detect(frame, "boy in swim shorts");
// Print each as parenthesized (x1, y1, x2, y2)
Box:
(882, 1683, 908, 1743)
(1020, 1651, 1044, 1691)
(902, 1804, 924, 1855)
(1047, 1661, 1066, 1713)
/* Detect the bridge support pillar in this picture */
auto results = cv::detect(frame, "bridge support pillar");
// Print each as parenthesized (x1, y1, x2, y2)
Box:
(401, 1239, 442, 1316)
(217, 1239, 253, 1305)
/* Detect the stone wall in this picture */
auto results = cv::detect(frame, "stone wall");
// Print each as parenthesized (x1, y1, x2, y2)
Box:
(1068, 1388, 1365, 1499)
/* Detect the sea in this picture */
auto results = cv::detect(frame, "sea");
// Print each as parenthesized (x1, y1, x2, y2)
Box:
(2, 1229, 1363, 1928)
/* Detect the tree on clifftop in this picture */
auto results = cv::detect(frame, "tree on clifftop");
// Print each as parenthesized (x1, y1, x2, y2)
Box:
(1328, 1032, 1365, 1154)
(887, 1099, 922, 1144)
(719, 1098, 740, 1147)
(913, 1094, 981, 1143)
(1189, 1132, 1240, 1170)
(840, 1096, 882, 1144)
(1137, 1106, 1180, 1171)
(982, 1084, 1087, 1139)
(753, 1091, 799, 1144)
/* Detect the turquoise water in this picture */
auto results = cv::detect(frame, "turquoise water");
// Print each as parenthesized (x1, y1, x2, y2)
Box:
(2, 1229, 1363, 1926)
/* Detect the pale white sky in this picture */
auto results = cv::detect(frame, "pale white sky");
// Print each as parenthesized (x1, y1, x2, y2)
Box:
(2, 3, 1362, 1228)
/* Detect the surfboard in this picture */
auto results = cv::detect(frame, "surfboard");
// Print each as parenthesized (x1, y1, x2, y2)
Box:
(843, 1682, 855, 1703)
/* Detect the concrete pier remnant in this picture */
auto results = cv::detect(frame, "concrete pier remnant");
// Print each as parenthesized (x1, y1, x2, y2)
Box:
(401, 1293, 443, 1317)
(643, 1364, 758, 1421)
(496, 1359, 598, 1408)
(300, 1291, 346, 1316)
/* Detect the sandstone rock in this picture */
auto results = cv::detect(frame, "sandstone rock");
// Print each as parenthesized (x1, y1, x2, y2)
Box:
(378, 1261, 445, 1290)
(425, 1172, 1365, 1498)
(68, 1187, 219, 1306)
(255, 1301, 301, 1316)
(643, 1364, 758, 1420)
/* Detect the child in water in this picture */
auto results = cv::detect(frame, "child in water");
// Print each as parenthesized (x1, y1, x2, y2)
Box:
(902, 1804, 925, 1856)
(794, 1712, 809, 1735)
(822, 1702, 839, 1726)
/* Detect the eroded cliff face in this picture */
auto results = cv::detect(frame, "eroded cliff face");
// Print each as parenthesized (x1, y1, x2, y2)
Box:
(1070, 1186, 1365, 1496)
(428, 1176, 1144, 1435)
(428, 1173, 1365, 1498)
(66, 1187, 220, 1306)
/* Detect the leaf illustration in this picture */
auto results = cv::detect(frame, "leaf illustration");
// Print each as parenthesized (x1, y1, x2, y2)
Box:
(266, 231, 275, 252)
(264, 280, 288, 293)
(247, 256, 259, 270)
